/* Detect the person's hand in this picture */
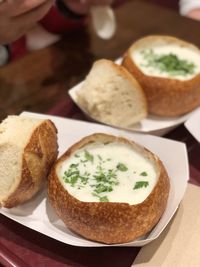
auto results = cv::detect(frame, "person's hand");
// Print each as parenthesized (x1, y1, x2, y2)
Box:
(0, 0, 54, 44)
(186, 8, 200, 21)
(62, 0, 113, 15)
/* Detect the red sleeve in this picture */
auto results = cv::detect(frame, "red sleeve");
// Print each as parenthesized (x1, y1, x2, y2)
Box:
(39, 5, 86, 35)
(39, 0, 127, 34)
(9, 1, 126, 61)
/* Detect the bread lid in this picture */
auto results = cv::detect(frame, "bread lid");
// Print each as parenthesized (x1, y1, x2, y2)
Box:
(77, 59, 147, 128)
(0, 115, 58, 208)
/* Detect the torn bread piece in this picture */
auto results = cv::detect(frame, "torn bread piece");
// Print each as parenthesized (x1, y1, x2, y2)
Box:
(0, 115, 58, 208)
(77, 59, 147, 128)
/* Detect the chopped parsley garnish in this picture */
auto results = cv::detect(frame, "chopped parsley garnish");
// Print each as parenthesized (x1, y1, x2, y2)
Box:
(133, 181, 149, 190)
(84, 150, 94, 163)
(94, 167, 117, 184)
(117, 163, 128, 172)
(70, 163, 79, 168)
(98, 155, 102, 161)
(62, 150, 122, 202)
(99, 196, 109, 202)
(92, 193, 109, 202)
(94, 184, 113, 194)
(140, 49, 196, 76)
(63, 163, 90, 187)
(63, 149, 155, 202)
(140, 171, 148, 176)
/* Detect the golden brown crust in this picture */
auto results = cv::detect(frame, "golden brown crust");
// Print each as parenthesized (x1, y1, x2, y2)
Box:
(48, 133, 170, 244)
(4, 120, 58, 208)
(122, 35, 200, 116)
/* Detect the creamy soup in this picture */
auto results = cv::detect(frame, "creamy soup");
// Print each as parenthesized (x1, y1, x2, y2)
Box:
(57, 141, 158, 205)
(132, 44, 200, 80)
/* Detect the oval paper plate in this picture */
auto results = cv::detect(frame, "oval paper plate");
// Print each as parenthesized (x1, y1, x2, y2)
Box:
(69, 80, 198, 136)
(0, 112, 189, 247)
(184, 107, 200, 142)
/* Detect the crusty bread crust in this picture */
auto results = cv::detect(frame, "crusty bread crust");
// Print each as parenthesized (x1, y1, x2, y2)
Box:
(1, 120, 58, 208)
(122, 35, 200, 116)
(48, 133, 170, 244)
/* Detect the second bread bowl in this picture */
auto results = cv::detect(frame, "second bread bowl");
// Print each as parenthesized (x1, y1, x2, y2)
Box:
(48, 133, 170, 244)
(122, 35, 200, 116)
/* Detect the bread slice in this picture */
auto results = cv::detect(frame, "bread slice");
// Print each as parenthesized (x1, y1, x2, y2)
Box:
(77, 59, 147, 128)
(48, 133, 170, 244)
(0, 116, 58, 208)
(122, 35, 200, 116)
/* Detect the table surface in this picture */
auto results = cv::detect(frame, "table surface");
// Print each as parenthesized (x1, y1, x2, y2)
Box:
(0, 1, 200, 266)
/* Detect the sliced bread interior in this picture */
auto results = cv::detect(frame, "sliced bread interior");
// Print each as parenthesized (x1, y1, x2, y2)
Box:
(77, 59, 147, 128)
(0, 115, 58, 208)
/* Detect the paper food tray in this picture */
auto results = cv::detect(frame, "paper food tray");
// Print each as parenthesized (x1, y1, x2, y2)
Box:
(68, 74, 198, 137)
(184, 107, 200, 142)
(0, 112, 189, 247)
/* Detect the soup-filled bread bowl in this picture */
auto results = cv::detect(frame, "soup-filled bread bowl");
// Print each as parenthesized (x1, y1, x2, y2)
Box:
(48, 133, 170, 244)
(122, 35, 200, 116)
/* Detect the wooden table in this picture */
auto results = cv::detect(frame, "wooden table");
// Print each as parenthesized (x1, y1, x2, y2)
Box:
(0, 1, 200, 266)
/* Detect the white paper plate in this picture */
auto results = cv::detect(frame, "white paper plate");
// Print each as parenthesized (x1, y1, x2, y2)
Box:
(0, 112, 189, 247)
(184, 107, 200, 142)
(69, 81, 199, 136)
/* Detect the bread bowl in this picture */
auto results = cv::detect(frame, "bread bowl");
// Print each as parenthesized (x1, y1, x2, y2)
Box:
(48, 133, 170, 244)
(0, 116, 58, 208)
(122, 35, 200, 116)
(77, 59, 147, 128)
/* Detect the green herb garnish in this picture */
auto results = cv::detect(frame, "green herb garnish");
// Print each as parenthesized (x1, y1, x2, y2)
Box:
(84, 150, 94, 163)
(62, 150, 131, 203)
(70, 163, 79, 168)
(140, 171, 148, 176)
(79, 175, 89, 185)
(98, 155, 103, 161)
(63, 163, 90, 187)
(93, 167, 117, 184)
(99, 196, 109, 202)
(141, 49, 196, 76)
(133, 181, 149, 189)
(117, 163, 128, 172)
(63, 164, 80, 187)
(94, 183, 113, 194)
(92, 193, 109, 202)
